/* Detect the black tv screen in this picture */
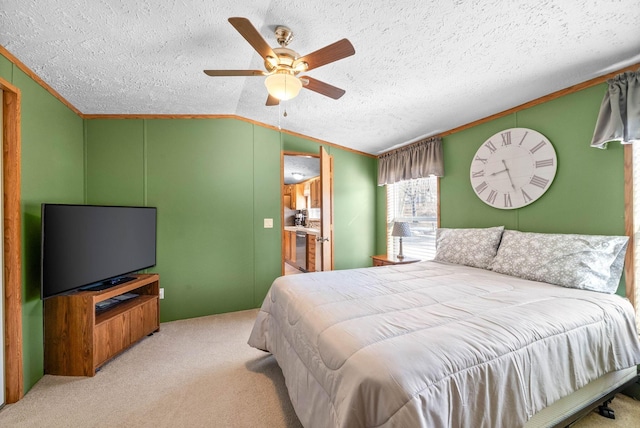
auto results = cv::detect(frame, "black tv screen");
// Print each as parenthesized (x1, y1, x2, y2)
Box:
(41, 204, 157, 299)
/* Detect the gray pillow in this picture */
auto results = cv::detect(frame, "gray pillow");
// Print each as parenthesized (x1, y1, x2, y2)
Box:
(434, 226, 505, 269)
(489, 230, 629, 294)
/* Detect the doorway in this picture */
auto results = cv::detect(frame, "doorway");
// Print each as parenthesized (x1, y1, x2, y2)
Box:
(0, 76, 23, 404)
(281, 147, 333, 275)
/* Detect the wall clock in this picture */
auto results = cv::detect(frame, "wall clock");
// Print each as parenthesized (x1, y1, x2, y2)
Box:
(469, 128, 557, 209)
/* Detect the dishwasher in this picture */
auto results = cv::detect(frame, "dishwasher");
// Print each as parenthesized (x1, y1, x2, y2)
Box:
(295, 231, 307, 272)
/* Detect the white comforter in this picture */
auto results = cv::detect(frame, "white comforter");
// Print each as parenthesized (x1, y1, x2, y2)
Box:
(248, 261, 640, 428)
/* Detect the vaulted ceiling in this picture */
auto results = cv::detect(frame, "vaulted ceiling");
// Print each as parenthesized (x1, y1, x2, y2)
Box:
(1, 1, 639, 155)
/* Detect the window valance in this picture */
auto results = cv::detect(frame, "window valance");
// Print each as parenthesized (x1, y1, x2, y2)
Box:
(591, 70, 640, 148)
(378, 137, 444, 186)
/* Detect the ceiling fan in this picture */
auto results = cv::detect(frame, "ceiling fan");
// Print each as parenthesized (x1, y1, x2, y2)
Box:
(204, 17, 355, 106)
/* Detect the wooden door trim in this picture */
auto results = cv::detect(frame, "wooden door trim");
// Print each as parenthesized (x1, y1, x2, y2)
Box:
(0, 76, 23, 403)
(624, 144, 635, 310)
(320, 147, 334, 271)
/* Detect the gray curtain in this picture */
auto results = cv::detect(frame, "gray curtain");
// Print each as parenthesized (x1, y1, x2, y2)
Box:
(591, 70, 640, 148)
(378, 136, 444, 185)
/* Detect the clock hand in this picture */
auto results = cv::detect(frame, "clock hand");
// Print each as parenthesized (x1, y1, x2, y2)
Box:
(502, 160, 516, 190)
(490, 168, 508, 176)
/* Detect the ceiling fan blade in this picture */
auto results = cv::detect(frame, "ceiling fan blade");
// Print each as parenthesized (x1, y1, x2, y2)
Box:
(295, 39, 355, 72)
(203, 70, 267, 77)
(302, 76, 346, 99)
(266, 94, 280, 106)
(228, 17, 277, 60)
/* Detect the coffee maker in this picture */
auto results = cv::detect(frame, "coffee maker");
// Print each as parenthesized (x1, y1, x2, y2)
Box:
(294, 210, 307, 226)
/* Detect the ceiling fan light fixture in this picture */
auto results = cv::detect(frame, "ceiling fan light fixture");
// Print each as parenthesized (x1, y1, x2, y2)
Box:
(293, 61, 309, 73)
(265, 73, 303, 100)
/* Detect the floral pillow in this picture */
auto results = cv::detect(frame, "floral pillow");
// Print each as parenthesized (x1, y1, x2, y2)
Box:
(434, 226, 505, 269)
(489, 230, 629, 294)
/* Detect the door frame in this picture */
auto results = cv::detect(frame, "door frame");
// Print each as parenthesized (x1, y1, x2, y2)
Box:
(281, 149, 334, 273)
(0, 76, 23, 404)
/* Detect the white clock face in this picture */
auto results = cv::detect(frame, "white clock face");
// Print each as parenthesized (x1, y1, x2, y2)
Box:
(469, 128, 557, 209)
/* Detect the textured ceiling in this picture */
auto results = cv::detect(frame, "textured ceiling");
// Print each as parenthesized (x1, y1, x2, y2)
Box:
(284, 155, 320, 185)
(1, 1, 639, 155)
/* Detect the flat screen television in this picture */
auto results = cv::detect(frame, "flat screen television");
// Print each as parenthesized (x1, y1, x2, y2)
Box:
(41, 204, 157, 299)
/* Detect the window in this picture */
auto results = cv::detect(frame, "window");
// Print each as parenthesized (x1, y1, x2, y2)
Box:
(386, 176, 438, 260)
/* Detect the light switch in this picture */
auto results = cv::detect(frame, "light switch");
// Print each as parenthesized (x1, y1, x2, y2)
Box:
(264, 218, 274, 228)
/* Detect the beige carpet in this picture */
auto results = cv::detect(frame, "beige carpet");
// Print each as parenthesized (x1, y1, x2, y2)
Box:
(0, 309, 637, 427)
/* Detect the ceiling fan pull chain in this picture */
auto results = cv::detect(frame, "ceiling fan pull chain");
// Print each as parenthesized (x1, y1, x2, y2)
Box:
(278, 103, 282, 129)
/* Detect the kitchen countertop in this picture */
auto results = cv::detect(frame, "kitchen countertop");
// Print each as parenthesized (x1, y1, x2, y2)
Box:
(284, 226, 320, 235)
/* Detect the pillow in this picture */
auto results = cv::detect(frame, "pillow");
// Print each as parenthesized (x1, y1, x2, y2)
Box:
(434, 226, 504, 269)
(489, 230, 629, 293)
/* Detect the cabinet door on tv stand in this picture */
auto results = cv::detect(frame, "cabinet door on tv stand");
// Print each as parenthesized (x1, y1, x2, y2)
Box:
(94, 312, 131, 368)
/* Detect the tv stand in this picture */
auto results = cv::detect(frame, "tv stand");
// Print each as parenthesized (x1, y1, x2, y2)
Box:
(44, 273, 160, 376)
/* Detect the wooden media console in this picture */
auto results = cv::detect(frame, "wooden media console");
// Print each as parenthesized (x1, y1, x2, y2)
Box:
(44, 273, 160, 376)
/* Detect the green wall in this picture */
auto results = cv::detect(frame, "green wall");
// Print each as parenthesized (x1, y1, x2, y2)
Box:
(439, 84, 625, 294)
(440, 84, 623, 234)
(0, 59, 86, 392)
(85, 119, 378, 322)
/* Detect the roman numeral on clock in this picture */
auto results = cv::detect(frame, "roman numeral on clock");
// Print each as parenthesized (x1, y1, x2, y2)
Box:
(522, 189, 533, 203)
(486, 190, 497, 204)
(501, 131, 512, 146)
(535, 159, 554, 168)
(518, 131, 529, 146)
(529, 175, 549, 188)
(472, 170, 484, 178)
(474, 155, 488, 164)
(504, 193, 512, 208)
(529, 141, 546, 154)
(484, 141, 497, 154)
(475, 181, 489, 194)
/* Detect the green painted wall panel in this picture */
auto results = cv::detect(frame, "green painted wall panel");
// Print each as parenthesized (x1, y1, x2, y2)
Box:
(13, 67, 85, 391)
(252, 126, 283, 305)
(282, 133, 328, 154)
(438, 84, 625, 295)
(0, 54, 12, 81)
(514, 85, 624, 235)
(85, 118, 378, 321)
(85, 119, 145, 206)
(440, 84, 623, 236)
(331, 148, 378, 269)
(145, 119, 256, 321)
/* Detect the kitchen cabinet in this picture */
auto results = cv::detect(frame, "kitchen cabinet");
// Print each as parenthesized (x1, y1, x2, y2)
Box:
(309, 177, 321, 208)
(284, 230, 297, 264)
(307, 235, 317, 272)
(283, 185, 296, 209)
(294, 183, 306, 210)
(283, 184, 306, 210)
(284, 229, 291, 261)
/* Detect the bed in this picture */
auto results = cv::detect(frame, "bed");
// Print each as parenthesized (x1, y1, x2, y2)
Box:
(248, 228, 640, 427)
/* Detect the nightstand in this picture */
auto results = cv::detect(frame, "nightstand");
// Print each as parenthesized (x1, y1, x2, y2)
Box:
(371, 254, 420, 267)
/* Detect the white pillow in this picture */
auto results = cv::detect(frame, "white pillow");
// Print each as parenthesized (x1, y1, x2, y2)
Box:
(489, 230, 629, 294)
(434, 226, 505, 269)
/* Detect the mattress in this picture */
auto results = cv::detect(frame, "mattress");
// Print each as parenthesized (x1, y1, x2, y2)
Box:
(248, 261, 640, 428)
